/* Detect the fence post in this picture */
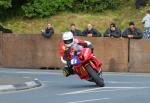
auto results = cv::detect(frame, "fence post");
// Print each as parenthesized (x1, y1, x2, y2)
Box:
(128, 39, 131, 72)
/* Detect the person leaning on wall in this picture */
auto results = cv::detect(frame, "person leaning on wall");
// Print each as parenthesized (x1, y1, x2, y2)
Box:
(0, 25, 13, 33)
(122, 21, 143, 39)
(70, 23, 82, 36)
(135, 0, 148, 9)
(41, 23, 54, 38)
(103, 22, 122, 38)
(82, 24, 102, 37)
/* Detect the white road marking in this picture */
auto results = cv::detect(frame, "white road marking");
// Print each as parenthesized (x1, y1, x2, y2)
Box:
(61, 88, 123, 95)
(69, 87, 148, 94)
(58, 87, 149, 95)
(68, 98, 110, 103)
(0, 85, 16, 91)
(107, 81, 141, 84)
(23, 76, 30, 78)
(104, 72, 150, 77)
(58, 87, 103, 95)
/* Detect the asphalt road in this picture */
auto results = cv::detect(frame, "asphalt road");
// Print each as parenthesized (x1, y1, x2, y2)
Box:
(0, 68, 150, 103)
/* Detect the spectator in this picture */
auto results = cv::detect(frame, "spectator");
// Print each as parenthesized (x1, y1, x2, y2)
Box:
(104, 23, 121, 38)
(122, 21, 143, 39)
(41, 23, 54, 38)
(135, 0, 148, 9)
(0, 25, 12, 33)
(70, 23, 82, 36)
(142, 10, 150, 39)
(82, 24, 101, 37)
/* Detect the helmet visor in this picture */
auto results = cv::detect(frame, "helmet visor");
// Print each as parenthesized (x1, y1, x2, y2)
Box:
(64, 39, 73, 44)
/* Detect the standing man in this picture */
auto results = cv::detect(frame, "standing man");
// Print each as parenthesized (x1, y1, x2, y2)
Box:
(142, 10, 150, 39)
(135, 0, 148, 9)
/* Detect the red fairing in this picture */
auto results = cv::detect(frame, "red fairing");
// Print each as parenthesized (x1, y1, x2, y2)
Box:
(81, 48, 92, 61)
(74, 48, 102, 80)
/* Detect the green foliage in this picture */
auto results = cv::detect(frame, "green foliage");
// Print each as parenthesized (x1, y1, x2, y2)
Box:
(0, 0, 12, 20)
(148, 0, 150, 5)
(73, 0, 122, 12)
(0, 0, 12, 8)
(22, 0, 122, 18)
(22, 0, 74, 18)
(0, 0, 123, 18)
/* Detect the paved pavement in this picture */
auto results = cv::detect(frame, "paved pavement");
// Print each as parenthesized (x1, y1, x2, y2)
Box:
(0, 68, 150, 103)
(0, 74, 41, 92)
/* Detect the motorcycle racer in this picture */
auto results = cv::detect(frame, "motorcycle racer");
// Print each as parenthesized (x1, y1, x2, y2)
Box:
(60, 31, 93, 77)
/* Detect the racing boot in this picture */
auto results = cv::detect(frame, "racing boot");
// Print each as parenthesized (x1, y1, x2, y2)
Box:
(63, 65, 74, 77)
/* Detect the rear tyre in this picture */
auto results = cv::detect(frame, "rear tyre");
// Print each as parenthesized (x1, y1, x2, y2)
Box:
(86, 65, 104, 87)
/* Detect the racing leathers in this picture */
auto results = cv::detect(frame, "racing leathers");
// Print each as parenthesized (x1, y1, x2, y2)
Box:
(60, 38, 93, 77)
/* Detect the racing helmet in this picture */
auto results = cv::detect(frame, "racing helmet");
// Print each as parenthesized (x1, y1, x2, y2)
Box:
(62, 32, 74, 47)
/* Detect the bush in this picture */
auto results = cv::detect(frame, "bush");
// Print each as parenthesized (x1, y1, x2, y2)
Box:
(0, 0, 12, 8)
(22, 0, 74, 18)
(22, 0, 122, 18)
(72, 0, 122, 12)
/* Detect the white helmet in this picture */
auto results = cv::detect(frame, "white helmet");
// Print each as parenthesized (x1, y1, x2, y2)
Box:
(62, 32, 74, 47)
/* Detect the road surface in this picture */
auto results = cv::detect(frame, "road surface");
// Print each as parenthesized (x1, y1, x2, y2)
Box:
(0, 68, 150, 103)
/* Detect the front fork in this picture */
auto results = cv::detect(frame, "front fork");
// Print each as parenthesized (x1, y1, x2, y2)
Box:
(89, 60, 103, 78)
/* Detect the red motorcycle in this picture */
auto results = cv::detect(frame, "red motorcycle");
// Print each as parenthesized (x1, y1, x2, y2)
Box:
(68, 48, 104, 87)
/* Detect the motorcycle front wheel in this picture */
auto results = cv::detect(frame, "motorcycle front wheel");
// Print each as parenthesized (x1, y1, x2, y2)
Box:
(86, 64, 105, 87)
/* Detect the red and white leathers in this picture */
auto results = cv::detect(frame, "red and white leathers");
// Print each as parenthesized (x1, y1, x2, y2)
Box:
(59, 38, 92, 64)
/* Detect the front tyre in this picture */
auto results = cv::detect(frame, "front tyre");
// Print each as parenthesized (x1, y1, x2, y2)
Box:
(86, 64, 104, 87)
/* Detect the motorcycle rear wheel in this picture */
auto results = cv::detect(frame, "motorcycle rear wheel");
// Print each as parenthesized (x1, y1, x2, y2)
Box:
(86, 64, 104, 87)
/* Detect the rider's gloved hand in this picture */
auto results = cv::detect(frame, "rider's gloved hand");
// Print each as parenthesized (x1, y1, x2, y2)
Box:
(74, 50, 81, 56)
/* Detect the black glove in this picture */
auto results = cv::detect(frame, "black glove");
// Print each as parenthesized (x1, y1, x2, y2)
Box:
(74, 50, 81, 56)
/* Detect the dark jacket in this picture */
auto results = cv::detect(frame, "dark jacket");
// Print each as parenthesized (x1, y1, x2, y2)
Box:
(0, 25, 12, 33)
(135, 0, 148, 9)
(71, 29, 82, 36)
(82, 28, 101, 37)
(104, 27, 121, 38)
(42, 27, 54, 38)
(122, 28, 143, 39)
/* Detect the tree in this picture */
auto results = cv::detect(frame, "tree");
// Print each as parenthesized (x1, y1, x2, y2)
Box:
(0, 0, 12, 8)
